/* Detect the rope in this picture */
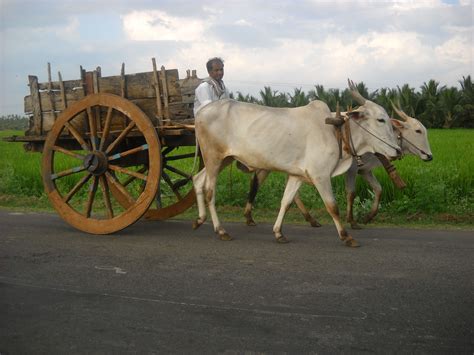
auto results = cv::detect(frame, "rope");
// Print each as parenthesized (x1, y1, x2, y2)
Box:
(349, 118, 401, 153)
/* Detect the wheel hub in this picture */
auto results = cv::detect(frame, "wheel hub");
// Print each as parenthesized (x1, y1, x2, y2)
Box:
(83, 151, 108, 175)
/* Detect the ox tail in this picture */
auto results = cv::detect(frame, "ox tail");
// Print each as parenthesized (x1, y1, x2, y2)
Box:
(191, 132, 200, 176)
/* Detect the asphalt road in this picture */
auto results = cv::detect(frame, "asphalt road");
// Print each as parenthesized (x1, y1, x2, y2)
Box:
(0, 210, 473, 354)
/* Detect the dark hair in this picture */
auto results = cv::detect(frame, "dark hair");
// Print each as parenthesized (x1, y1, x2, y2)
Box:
(206, 57, 224, 73)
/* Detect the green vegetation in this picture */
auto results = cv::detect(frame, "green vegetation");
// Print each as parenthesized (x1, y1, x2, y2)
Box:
(1, 129, 472, 227)
(232, 75, 474, 128)
(0, 115, 28, 130)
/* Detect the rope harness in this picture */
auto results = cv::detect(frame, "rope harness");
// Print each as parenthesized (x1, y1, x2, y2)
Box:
(332, 115, 401, 166)
(394, 128, 429, 157)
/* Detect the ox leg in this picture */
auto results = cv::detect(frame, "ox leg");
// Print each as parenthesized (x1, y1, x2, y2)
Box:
(345, 167, 362, 230)
(361, 170, 382, 224)
(314, 177, 360, 247)
(206, 158, 233, 241)
(294, 192, 321, 227)
(272, 176, 302, 243)
(192, 168, 207, 230)
(244, 170, 269, 226)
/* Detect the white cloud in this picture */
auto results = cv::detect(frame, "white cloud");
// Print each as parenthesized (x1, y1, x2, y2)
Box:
(55, 17, 80, 41)
(435, 34, 472, 64)
(122, 10, 209, 41)
(390, 0, 448, 11)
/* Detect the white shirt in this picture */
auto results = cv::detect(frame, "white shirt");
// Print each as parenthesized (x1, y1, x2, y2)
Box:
(193, 81, 230, 116)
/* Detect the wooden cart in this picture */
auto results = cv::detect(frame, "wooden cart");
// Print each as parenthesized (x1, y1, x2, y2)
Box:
(6, 58, 204, 234)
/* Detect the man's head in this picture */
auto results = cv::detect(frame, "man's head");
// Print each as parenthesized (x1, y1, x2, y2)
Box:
(206, 57, 224, 81)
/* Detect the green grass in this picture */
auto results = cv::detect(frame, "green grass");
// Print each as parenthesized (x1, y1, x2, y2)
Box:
(0, 129, 473, 228)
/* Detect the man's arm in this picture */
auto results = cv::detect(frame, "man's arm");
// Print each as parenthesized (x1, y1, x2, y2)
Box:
(194, 83, 213, 116)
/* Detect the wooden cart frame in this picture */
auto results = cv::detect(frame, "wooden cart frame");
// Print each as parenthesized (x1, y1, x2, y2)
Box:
(6, 58, 203, 234)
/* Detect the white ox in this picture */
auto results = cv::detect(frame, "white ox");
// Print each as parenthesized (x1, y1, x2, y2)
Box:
(192, 80, 401, 246)
(242, 103, 433, 229)
(344, 103, 433, 228)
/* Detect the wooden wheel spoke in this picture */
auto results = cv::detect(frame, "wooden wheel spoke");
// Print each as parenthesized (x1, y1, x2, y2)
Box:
(173, 178, 191, 190)
(105, 171, 135, 206)
(65, 122, 91, 151)
(105, 121, 136, 154)
(51, 166, 86, 180)
(53, 145, 85, 160)
(99, 175, 114, 218)
(162, 171, 183, 200)
(99, 106, 114, 151)
(122, 166, 148, 187)
(161, 146, 175, 157)
(108, 164, 147, 181)
(164, 152, 195, 161)
(164, 164, 191, 179)
(85, 176, 99, 218)
(63, 173, 93, 203)
(87, 107, 98, 151)
(108, 144, 149, 161)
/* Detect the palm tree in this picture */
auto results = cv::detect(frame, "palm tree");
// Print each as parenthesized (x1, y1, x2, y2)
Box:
(288, 88, 309, 107)
(458, 75, 474, 128)
(397, 84, 419, 117)
(419, 80, 444, 128)
(259, 86, 289, 107)
(439, 87, 462, 128)
(235, 91, 259, 104)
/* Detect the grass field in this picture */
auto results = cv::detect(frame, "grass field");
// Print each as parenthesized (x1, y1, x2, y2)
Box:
(0, 129, 473, 227)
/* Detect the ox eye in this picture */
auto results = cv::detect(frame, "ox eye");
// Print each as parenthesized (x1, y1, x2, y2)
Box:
(377, 118, 386, 123)
(415, 129, 422, 134)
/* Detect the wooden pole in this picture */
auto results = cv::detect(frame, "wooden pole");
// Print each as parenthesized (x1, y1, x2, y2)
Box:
(152, 58, 163, 127)
(160, 65, 170, 124)
(47, 63, 57, 119)
(58, 71, 67, 109)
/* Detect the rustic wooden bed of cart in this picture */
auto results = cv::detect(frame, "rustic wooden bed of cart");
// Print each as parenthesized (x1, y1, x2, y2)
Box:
(6, 58, 204, 234)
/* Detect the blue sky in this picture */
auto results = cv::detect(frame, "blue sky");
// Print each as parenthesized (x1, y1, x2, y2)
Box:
(0, 0, 472, 115)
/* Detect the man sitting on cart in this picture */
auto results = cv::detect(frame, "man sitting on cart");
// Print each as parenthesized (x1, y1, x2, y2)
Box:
(194, 57, 230, 116)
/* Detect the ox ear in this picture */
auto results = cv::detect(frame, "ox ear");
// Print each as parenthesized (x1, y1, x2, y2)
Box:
(347, 110, 364, 120)
(391, 119, 406, 130)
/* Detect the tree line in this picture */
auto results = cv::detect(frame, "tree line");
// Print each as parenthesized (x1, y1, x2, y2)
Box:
(0, 115, 28, 130)
(232, 75, 474, 128)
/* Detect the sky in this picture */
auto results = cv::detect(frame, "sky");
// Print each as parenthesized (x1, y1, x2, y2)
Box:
(0, 0, 472, 115)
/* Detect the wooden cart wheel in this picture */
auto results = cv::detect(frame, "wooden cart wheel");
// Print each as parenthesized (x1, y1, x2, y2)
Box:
(145, 146, 203, 220)
(111, 145, 202, 220)
(42, 93, 161, 234)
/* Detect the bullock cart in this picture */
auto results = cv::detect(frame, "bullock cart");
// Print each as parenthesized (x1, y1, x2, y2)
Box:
(5, 59, 204, 234)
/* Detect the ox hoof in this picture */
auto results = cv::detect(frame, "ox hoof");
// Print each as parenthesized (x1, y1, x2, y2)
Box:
(350, 222, 363, 230)
(309, 219, 322, 228)
(275, 235, 290, 244)
(192, 219, 203, 230)
(218, 233, 233, 241)
(246, 219, 257, 227)
(344, 238, 360, 248)
(362, 215, 374, 224)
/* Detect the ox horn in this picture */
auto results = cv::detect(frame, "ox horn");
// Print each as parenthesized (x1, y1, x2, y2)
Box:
(390, 99, 410, 122)
(348, 79, 366, 105)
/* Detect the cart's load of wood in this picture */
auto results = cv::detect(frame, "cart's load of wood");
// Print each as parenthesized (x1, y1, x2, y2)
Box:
(24, 58, 203, 137)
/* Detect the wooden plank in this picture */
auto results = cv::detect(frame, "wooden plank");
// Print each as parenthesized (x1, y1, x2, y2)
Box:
(37, 79, 83, 92)
(28, 76, 43, 136)
(98, 70, 180, 99)
(24, 90, 85, 113)
(85, 71, 94, 95)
